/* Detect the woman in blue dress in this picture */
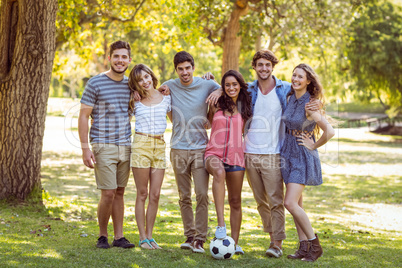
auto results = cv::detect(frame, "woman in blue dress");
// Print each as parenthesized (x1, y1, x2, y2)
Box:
(281, 63, 335, 262)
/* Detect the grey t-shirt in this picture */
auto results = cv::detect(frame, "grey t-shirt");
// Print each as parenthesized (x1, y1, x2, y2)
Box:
(80, 73, 131, 146)
(163, 77, 220, 149)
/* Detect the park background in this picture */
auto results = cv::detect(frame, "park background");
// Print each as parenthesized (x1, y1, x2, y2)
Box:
(0, 0, 401, 267)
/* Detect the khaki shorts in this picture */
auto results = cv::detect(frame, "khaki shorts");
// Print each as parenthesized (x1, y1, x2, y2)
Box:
(131, 134, 167, 169)
(92, 143, 131, 190)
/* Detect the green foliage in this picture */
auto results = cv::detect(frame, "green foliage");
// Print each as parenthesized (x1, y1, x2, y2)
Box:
(343, 0, 402, 116)
(52, 0, 402, 114)
(53, 0, 222, 97)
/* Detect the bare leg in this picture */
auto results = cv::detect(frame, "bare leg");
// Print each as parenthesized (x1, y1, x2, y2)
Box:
(111, 187, 125, 239)
(225, 170, 244, 244)
(133, 167, 153, 249)
(205, 156, 226, 227)
(293, 194, 308, 241)
(98, 189, 116, 237)
(147, 168, 164, 249)
(284, 183, 315, 240)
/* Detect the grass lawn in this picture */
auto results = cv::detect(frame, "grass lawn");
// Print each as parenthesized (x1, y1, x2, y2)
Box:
(326, 102, 386, 114)
(1, 126, 401, 267)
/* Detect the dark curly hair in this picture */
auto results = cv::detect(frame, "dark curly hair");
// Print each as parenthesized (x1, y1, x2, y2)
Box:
(217, 70, 252, 123)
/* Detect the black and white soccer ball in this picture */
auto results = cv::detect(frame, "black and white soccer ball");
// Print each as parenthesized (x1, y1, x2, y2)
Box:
(209, 236, 235, 260)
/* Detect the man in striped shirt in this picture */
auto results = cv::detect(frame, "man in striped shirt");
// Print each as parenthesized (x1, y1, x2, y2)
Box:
(78, 40, 135, 249)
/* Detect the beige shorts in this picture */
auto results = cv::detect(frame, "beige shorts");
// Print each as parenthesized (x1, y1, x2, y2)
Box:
(131, 134, 167, 169)
(92, 143, 131, 190)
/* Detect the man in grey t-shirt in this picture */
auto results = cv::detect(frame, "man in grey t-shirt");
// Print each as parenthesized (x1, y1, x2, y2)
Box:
(162, 51, 221, 253)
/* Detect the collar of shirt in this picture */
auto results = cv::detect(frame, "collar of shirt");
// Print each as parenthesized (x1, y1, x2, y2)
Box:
(292, 91, 311, 104)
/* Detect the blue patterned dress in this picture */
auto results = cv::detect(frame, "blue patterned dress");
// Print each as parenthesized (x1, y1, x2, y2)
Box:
(281, 92, 323, 186)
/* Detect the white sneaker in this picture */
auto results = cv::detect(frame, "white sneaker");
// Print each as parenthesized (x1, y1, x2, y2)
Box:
(266, 245, 283, 258)
(180, 237, 194, 250)
(235, 245, 244, 255)
(215, 225, 227, 239)
(192, 239, 205, 253)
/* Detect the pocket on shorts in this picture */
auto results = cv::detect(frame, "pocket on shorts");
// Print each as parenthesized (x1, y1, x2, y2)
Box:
(92, 144, 104, 155)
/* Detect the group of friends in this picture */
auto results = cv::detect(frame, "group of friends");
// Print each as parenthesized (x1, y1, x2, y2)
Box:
(78, 40, 335, 262)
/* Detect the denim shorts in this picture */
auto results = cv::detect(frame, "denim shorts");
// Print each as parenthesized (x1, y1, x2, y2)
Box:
(204, 156, 245, 173)
(223, 162, 245, 172)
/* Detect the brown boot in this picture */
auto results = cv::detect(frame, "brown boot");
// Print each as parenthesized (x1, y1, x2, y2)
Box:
(302, 234, 323, 262)
(287, 240, 308, 259)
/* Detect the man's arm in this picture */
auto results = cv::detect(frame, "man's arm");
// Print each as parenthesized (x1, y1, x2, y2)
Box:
(206, 88, 222, 105)
(202, 72, 222, 105)
(157, 84, 170, 95)
(78, 103, 96, 168)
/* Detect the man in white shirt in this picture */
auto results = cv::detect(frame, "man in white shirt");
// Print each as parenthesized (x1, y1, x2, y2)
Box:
(244, 49, 291, 258)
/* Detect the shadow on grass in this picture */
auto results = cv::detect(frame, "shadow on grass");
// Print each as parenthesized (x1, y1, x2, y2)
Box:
(314, 175, 402, 205)
(1, 148, 401, 267)
(324, 150, 402, 165)
(1, 204, 401, 268)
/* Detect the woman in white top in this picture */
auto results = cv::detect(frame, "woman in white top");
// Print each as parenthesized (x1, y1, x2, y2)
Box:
(128, 64, 171, 249)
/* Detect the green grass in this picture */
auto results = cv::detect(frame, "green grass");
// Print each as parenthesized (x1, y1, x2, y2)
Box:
(1, 132, 402, 267)
(326, 102, 386, 114)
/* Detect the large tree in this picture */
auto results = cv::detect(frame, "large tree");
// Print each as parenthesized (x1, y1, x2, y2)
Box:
(343, 0, 402, 116)
(0, 0, 58, 200)
(175, 0, 357, 76)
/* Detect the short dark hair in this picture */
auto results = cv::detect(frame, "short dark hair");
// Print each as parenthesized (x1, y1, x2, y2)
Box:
(109, 40, 131, 58)
(252, 49, 279, 67)
(174, 51, 194, 70)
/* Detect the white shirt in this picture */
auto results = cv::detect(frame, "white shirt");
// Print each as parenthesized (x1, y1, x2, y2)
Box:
(245, 87, 285, 154)
(133, 95, 171, 135)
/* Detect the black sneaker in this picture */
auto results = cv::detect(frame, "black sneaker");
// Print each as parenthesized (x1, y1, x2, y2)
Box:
(96, 236, 110, 249)
(112, 237, 135, 248)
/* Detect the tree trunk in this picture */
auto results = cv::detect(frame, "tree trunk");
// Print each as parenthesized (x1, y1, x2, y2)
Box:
(255, 32, 262, 52)
(221, 0, 249, 75)
(0, 0, 58, 200)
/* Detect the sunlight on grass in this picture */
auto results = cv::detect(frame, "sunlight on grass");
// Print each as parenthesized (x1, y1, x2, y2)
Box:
(1, 126, 402, 267)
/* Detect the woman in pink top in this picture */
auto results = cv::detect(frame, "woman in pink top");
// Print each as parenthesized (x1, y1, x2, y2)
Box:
(204, 70, 252, 254)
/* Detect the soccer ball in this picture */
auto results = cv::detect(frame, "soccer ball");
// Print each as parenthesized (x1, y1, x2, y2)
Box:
(209, 236, 235, 260)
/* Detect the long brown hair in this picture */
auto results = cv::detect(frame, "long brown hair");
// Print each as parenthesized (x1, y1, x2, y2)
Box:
(128, 64, 158, 115)
(218, 70, 252, 123)
(288, 63, 325, 138)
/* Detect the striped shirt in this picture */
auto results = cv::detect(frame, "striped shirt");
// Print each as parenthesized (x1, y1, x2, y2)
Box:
(80, 73, 131, 146)
(132, 95, 171, 135)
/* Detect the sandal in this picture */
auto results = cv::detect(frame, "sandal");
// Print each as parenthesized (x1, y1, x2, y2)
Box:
(149, 238, 162, 249)
(139, 239, 153, 249)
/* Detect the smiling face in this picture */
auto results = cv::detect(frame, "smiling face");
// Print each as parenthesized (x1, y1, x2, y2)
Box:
(253, 58, 274, 81)
(137, 70, 155, 91)
(224, 76, 241, 102)
(108, 48, 131, 74)
(291, 68, 310, 93)
(175, 61, 194, 85)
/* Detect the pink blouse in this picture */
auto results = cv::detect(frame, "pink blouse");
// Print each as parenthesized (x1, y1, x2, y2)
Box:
(204, 110, 245, 167)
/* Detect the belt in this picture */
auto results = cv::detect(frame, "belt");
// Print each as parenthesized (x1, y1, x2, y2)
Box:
(286, 129, 314, 139)
(135, 132, 164, 141)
